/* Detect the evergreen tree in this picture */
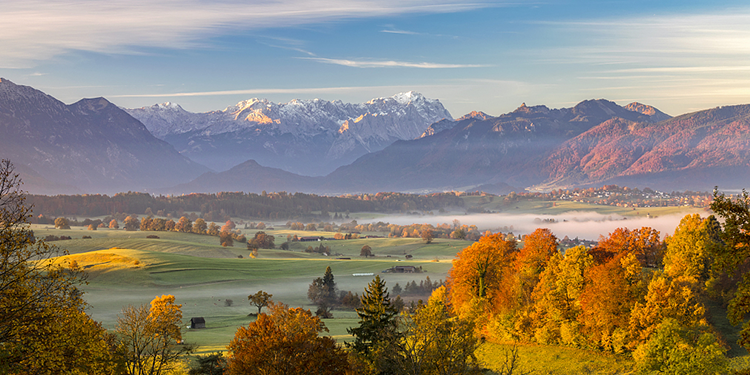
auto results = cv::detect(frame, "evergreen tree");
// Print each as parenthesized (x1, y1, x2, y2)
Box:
(347, 275, 400, 373)
(308, 266, 337, 318)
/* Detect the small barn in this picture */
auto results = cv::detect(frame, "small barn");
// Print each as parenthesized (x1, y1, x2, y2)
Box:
(190, 317, 206, 329)
(383, 265, 418, 273)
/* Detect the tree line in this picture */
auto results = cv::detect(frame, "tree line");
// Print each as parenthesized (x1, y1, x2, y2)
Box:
(25, 191, 463, 221)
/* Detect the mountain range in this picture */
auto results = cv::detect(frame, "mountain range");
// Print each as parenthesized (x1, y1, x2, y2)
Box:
(126, 92, 452, 175)
(1, 78, 749, 195)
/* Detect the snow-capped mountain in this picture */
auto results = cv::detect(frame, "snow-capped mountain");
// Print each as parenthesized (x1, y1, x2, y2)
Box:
(126, 92, 452, 175)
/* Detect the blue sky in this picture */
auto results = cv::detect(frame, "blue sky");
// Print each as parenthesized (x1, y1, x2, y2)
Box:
(3, 0, 750, 117)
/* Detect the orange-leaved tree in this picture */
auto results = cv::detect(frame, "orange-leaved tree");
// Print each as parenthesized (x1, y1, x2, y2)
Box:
(226, 302, 349, 375)
(513, 228, 558, 310)
(447, 233, 517, 318)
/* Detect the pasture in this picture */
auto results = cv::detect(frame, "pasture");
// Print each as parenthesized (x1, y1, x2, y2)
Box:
(34, 225, 457, 349)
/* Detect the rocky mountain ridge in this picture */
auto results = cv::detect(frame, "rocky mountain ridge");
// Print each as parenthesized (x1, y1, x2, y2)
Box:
(126, 91, 452, 175)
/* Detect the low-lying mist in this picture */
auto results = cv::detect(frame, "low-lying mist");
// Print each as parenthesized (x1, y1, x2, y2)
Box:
(362, 211, 704, 240)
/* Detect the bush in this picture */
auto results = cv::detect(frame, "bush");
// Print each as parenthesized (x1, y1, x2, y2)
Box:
(146, 235, 159, 239)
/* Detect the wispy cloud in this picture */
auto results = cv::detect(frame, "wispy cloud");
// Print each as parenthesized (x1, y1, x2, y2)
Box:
(379, 25, 459, 38)
(301, 57, 489, 68)
(380, 29, 422, 35)
(0, 0, 497, 68)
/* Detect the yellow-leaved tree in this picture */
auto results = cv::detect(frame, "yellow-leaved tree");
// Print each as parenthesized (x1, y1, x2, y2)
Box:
(1, 159, 123, 374)
(116, 294, 188, 375)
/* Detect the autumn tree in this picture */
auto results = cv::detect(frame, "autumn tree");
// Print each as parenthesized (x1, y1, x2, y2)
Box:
(116, 295, 188, 375)
(579, 251, 646, 352)
(664, 214, 722, 281)
(54, 216, 70, 229)
(347, 275, 400, 373)
(632, 318, 728, 375)
(396, 286, 481, 375)
(247, 231, 275, 250)
(123, 216, 139, 231)
(207, 222, 220, 236)
(421, 229, 434, 244)
(248, 290, 273, 315)
(226, 303, 349, 375)
(361, 245, 373, 258)
(0, 159, 121, 374)
(512, 228, 558, 311)
(221, 220, 236, 233)
(175, 216, 192, 233)
(193, 218, 207, 234)
(219, 231, 234, 247)
(590, 227, 664, 267)
(529, 245, 593, 346)
(447, 233, 517, 316)
(109, 219, 119, 229)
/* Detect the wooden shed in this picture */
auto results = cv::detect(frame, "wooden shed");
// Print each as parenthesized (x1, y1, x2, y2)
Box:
(190, 317, 206, 329)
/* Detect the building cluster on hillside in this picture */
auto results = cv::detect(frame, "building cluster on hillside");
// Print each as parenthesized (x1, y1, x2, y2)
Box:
(503, 185, 713, 208)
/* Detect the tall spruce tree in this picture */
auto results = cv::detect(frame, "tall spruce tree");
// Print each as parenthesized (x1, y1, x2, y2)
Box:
(347, 275, 400, 373)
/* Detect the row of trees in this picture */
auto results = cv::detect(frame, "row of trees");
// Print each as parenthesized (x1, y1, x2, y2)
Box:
(25, 190, 463, 220)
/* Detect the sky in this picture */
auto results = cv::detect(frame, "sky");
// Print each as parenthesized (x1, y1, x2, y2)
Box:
(3, 0, 750, 118)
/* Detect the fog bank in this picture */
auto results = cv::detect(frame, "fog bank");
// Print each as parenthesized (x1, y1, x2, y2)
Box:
(359, 211, 705, 240)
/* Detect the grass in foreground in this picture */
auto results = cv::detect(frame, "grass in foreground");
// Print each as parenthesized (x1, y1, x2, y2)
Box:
(477, 342, 635, 375)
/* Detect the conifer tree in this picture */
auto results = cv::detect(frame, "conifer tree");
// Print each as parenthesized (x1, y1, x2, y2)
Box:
(347, 275, 400, 373)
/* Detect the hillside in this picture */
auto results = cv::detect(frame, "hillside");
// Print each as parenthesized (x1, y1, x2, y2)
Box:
(538, 104, 750, 191)
(0, 79, 209, 194)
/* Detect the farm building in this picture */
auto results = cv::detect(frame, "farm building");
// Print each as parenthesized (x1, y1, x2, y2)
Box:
(299, 236, 322, 242)
(383, 265, 419, 273)
(190, 317, 206, 329)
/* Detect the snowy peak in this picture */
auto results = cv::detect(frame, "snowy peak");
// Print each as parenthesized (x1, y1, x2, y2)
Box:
(125, 92, 452, 175)
(126, 92, 451, 139)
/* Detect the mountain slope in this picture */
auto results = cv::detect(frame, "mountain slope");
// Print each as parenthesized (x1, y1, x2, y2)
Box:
(0, 79, 209, 194)
(126, 92, 452, 175)
(322, 99, 660, 193)
(538, 104, 750, 191)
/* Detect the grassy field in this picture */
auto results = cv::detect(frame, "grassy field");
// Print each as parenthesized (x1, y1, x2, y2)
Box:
(35, 225, 456, 348)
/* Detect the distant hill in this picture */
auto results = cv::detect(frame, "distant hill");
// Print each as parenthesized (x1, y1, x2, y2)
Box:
(0, 79, 209, 194)
(166, 160, 322, 194)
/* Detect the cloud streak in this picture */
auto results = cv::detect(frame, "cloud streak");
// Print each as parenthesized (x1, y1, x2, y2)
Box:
(300, 57, 489, 69)
(0, 0, 496, 68)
